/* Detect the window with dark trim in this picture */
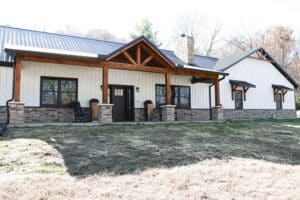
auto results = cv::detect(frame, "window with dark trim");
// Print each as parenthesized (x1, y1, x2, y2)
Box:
(40, 77, 78, 107)
(234, 90, 243, 109)
(155, 84, 191, 109)
(274, 93, 283, 110)
(155, 85, 166, 108)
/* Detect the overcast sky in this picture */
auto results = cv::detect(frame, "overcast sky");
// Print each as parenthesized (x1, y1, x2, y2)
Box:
(1, 0, 299, 49)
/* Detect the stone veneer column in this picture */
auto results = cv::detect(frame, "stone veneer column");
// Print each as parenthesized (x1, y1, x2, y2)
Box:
(211, 106, 224, 121)
(99, 104, 113, 124)
(8, 102, 25, 125)
(161, 105, 176, 122)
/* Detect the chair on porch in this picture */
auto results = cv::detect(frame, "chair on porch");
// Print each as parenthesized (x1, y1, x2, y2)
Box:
(72, 101, 90, 122)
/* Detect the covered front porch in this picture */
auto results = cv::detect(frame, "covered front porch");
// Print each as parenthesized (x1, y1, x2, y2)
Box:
(6, 37, 226, 125)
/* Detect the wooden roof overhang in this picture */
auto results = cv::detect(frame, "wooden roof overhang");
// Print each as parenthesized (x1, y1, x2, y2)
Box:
(272, 84, 293, 102)
(229, 80, 256, 101)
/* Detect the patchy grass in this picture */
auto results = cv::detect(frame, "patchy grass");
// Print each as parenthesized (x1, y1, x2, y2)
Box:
(0, 119, 300, 199)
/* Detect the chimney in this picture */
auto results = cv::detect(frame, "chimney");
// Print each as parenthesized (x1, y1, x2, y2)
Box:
(175, 34, 194, 64)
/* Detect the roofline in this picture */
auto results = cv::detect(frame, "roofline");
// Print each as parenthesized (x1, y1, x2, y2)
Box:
(4, 44, 100, 59)
(221, 47, 298, 88)
(180, 64, 228, 75)
(0, 25, 126, 46)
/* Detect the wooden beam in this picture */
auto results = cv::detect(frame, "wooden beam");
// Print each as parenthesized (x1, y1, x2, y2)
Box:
(215, 79, 221, 106)
(18, 54, 102, 68)
(14, 57, 21, 102)
(17, 53, 221, 80)
(102, 66, 109, 104)
(137, 44, 141, 65)
(123, 51, 137, 65)
(142, 55, 154, 66)
(107, 61, 167, 73)
(140, 43, 174, 69)
(165, 73, 171, 105)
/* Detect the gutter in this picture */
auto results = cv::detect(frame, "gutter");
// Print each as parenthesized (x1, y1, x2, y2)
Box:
(209, 74, 226, 120)
(0, 57, 16, 135)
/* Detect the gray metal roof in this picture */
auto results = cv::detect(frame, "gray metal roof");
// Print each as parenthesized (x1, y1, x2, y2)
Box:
(0, 26, 123, 63)
(0, 25, 218, 70)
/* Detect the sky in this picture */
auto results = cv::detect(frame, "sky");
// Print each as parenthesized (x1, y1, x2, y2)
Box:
(0, 0, 299, 49)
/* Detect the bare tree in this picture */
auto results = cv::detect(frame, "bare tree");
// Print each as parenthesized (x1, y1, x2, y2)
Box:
(173, 12, 224, 57)
(202, 23, 223, 56)
(224, 26, 295, 69)
(55, 25, 84, 37)
(86, 28, 122, 42)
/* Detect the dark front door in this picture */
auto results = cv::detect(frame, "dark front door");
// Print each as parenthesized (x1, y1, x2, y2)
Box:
(110, 85, 134, 122)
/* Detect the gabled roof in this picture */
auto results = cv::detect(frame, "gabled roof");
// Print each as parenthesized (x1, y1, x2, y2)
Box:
(105, 36, 175, 68)
(215, 48, 298, 88)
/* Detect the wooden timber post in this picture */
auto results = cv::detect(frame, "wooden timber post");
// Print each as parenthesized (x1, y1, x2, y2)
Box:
(102, 65, 109, 104)
(165, 72, 171, 105)
(215, 78, 221, 106)
(14, 57, 21, 102)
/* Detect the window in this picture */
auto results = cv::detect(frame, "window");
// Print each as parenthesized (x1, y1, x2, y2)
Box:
(155, 84, 191, 109)
(234, 90, 243, 109)
(172, 86, 191, 109)
(155, 85, 166, 107)
(41, 77, 78, 107)
(274, 93, 282, 110)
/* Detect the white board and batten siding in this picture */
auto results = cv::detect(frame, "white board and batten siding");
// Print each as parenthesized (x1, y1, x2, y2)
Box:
(220, 58, 296, 109)
(1, 62, 211, 109)
(0, 66, 13, 106)
(108, 69, 211, 108)
(21, 61, 102, 107)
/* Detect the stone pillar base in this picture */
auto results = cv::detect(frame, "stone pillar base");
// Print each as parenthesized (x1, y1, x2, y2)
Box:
(9, 102, 25, 125)
(161, 105, 176, 122)
(211, 106, 224, 121)
(99, 104, 113, 124)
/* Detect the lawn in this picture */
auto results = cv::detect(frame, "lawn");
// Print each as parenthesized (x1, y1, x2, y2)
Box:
(0, 119, 299, 199)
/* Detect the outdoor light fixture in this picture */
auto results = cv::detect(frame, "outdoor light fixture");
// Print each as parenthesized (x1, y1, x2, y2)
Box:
(136, 87, 140, 93)
(100, 85, 103, 90)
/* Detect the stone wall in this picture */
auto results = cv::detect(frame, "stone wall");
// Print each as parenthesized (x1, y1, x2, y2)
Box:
(2, 106, 296, 124)
(135, 108, 210, 122)
(175, 109, 210, 121)
(224, 109, 297, 120)
(0, 106, 7, 123)
(24, 107, 89, 123)
(134, 108, 161, 122)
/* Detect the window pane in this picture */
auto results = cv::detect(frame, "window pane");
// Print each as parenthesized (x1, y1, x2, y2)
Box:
(61, 80, 76, 92)
(180, 97, 189, 107)
(41, 91, 58, 105)
(157, 96, 166, 105)
(42, 79, 58, 91)
(156, 86, 166, 96)
(61, 92, 76, 105)
(180, 87, 189, 97)
(173, 86, 179, 97)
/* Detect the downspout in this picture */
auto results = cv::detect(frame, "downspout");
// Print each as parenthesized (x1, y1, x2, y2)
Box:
(209, 74, 226, 120)
(0, 56, 16, 135)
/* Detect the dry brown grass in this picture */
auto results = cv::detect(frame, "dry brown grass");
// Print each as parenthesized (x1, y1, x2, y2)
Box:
(0, 158, 299, 200)
(0, 119, 299, 199)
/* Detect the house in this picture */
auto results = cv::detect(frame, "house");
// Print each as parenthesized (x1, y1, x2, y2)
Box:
(0, 26, 298, 126)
